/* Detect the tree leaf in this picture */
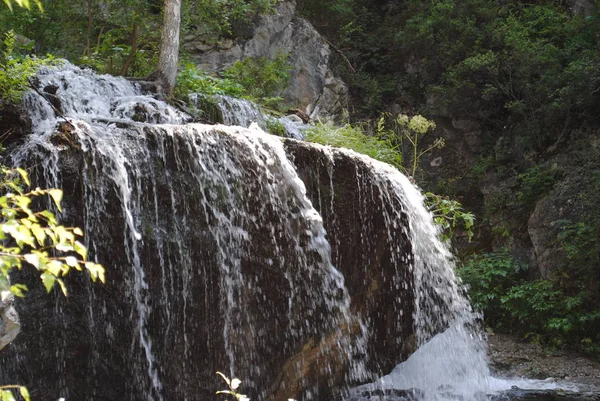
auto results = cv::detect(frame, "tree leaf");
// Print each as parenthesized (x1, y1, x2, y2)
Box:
(65, 256, 78, 267)
(40, 272, 56, 293)
(15, 168, 30, 186)
(56, 278, 68, 296)
(23, 253, 40, 269)
(19, 386, 30, 401)
(47, 189, 63, 211)
(31, 225, 47, 246)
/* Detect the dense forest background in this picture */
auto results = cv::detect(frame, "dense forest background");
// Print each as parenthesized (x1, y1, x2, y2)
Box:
(1, 0, 599, 357)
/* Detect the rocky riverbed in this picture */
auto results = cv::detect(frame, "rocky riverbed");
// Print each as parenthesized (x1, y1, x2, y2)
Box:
(489, 333, 600, 388)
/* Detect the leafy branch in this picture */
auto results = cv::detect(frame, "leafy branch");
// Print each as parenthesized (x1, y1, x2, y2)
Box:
(0, 166, 105, 299)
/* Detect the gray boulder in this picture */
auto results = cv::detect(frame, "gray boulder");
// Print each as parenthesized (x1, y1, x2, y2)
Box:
(183, 0, 348, 120)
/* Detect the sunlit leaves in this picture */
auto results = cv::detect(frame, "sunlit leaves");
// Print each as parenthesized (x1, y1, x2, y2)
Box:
(2, 0, 42, 11)
(0, 385, 30, 401)
(0, 166, 106, 297)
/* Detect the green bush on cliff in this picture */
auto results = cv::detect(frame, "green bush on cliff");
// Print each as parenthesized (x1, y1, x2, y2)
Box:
(176, 53, 292, 109)
(222, 52, 292, 108)
(305, 120, 403, 169)
(0, 30, 58, 104)
(459, 250, 600, 355)
(175, 62, 245, 98)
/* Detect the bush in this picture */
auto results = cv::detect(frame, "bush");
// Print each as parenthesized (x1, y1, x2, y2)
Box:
(266, 118, 286, 137)
(222, 52, 292, 107)
(305, 120, 403, 169)
(458, 249, 526, 325)
(0, 30, 58, 104)
(458, 249, 600, 355)
(175, 62, 245, 99)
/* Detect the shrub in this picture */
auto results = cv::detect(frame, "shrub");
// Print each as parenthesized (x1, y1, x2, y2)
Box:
(458, 249, 600, 355)
(0, 30, 58, 104)
(458, 249, 527, 326)
(305, 120, 403, 169)
(266, 118, 286, 137)
(222, 52, 291, 107)
(175, 62, 245, 99)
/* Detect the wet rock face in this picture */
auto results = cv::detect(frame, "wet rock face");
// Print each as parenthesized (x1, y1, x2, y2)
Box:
(0, 126, 415, 401)
(184, 0, 348, 120)
(285, 140, 415, 375)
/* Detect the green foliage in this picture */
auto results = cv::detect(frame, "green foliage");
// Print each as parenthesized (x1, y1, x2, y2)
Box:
(459, 250, 600, 354)
(502, 280, 600, 351)
(222, 52, 292, 108)
(176, 54, 292, 109)
(305, 121, 403, 169)
(0, 166, 105, 298)
(512, 165, 561, 212)
(556, 219, 599, 269)
(266, 118, 286, 137)
(458, 249, 526, 324)
(176, 62, 244, 99)
(426, 192, 474, 243)
(397, 0, 600, 145)
(184, 0, 277, 37)
(0, 30, 57, 104)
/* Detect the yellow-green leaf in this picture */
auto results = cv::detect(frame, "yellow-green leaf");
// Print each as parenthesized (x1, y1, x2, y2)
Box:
(56, 278, 68, 296)
(41, 272, 56, 293)
(31, 224, 47, 245)
(47, 189, 63, 211)
(46, 259, 64, 276)
(19, 386, 30, 401)
(16, 168, 30, 186)
(74, 241, 88, 259)
(10, 283, 28, 297)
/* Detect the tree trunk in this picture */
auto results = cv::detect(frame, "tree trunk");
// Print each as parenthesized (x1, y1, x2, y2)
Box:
(120, 22, 139, 76)
(152, 0, 181, 97)
(84, 0, 93, 57)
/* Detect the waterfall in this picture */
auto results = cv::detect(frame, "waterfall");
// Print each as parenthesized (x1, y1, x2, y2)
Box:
(0, 62, 561, 401)
(2, 63, 367, 401)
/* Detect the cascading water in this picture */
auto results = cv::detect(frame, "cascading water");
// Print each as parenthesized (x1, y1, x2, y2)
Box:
(294, 149, 578, 401)
(0, 62, 573, 401)
(187, 93, 308, 139)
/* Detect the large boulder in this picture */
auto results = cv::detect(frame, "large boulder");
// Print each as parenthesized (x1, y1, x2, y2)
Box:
(183, 0, 348, 120)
